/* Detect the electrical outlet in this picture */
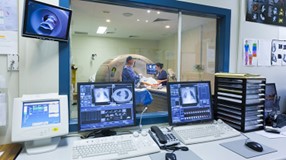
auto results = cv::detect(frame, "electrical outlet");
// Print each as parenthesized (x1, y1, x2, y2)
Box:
(7, 54, 19, 71)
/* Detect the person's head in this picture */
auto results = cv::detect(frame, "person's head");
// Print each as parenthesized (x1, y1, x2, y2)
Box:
(155, 63, 163, 71)
(126, 56, 134, 66)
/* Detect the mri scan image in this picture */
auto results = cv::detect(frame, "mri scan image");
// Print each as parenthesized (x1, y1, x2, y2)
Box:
(180, 87, 197, 105)
(112, 88, 132, 103)
(93, 88, 110, 103)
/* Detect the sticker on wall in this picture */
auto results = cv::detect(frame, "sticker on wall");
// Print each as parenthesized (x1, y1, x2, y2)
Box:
(243, 39, 259, 66)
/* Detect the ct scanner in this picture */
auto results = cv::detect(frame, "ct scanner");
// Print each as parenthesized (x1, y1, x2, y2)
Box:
(95, 54, 155, 82)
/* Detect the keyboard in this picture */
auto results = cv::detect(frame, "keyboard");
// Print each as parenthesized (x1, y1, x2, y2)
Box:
(72, 133, 160, 160)
(172, 120, 241, 145)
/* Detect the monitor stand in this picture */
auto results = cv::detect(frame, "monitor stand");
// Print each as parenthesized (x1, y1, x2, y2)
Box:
(24, 137, 61, 154)
(101, 129, 116, 136)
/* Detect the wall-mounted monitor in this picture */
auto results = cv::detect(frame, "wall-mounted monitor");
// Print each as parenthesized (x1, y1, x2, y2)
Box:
(22, 0, 72, 42)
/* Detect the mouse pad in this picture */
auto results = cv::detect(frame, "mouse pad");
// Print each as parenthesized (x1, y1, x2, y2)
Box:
(149, 150, 202, 160)
(220, 139, 277, 159)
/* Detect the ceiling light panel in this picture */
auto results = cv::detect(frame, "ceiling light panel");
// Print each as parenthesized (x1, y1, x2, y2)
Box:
(97, 26, 107, 34)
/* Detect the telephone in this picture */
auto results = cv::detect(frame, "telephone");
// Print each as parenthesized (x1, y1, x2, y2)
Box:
(148, 126, 180, 148)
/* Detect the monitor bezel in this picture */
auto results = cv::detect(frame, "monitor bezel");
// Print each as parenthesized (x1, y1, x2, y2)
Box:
(77, 82, 136, 132)
(22, 0, 72, 42)
(167, 81, 214, 126)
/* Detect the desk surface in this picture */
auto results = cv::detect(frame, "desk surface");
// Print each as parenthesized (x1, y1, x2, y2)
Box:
(16, 131, 286, 160)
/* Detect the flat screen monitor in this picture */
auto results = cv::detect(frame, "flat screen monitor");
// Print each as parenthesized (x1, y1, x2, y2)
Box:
(12, 94, 68, 154)
(146, 64, 157, 75)
(22, 0, 72, 42)
(78, 82, 136, 132)
(265, 83, 278, 114)
(167, 81, 213, 125)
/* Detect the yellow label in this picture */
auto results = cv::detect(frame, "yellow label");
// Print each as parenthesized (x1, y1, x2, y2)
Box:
(0, 35, 5, 38)
(52, 128, 59, 132)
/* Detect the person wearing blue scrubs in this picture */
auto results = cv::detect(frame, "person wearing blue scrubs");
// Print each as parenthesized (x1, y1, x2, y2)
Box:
(122, 56, 140, 85)
(155, 63, 168, 85)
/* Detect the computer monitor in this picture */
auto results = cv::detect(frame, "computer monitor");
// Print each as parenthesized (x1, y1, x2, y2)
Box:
(78, 82, 136, 134)
(12, 94, 68, 154)
(265, 83, 279, 116)
(167, 81, 213, 125)
(146, 64, 157, 75)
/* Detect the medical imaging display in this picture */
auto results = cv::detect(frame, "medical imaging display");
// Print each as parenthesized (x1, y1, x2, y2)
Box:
(180, 87, 198, 106)
(78, 82, 135, 131)
(93, 88, 111, 105)
(22, 0, 72, 41)
(168, 82, 213, 125)
(146, 64, 157, 75)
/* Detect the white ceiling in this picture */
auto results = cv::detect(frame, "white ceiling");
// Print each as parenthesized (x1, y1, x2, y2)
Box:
(71, 0, 216, 40)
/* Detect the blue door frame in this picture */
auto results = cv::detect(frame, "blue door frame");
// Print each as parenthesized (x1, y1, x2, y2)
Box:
(59, 0, 231, 132)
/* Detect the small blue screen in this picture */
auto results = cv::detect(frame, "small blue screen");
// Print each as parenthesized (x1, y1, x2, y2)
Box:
(169, 82, 213, 124)
(24, 0, 71, 40)
(22, 100, 60, 128)
(146, 64, 156, 75)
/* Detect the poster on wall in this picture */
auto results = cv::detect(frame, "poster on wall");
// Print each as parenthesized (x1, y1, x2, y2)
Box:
(0, 0, 18, 55)
(271, 40, 286, 66)
(246, 0, 286, 27)
(243, 39, 259, 66)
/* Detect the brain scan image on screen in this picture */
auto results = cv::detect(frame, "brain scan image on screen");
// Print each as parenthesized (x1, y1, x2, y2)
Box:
(112, 88, 132, 103)
(93, 88, 110, 103)
(180, 87, 197, 105)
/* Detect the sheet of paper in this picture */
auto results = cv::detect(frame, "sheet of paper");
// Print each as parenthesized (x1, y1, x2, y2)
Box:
(258, 40, 271, 66)
(0, 0, 18, 31)
(243, 39, 259, 66)
(256, 130, 286, 139)
(0, 151, 4, 157)
(0, 31, 18, 54)
(0, 93, 7, 126)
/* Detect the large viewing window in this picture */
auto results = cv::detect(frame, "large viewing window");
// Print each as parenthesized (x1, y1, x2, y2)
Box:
(59, 0, 231, 130)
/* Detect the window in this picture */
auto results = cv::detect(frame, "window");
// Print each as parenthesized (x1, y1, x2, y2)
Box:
(59, 0, 231, 131)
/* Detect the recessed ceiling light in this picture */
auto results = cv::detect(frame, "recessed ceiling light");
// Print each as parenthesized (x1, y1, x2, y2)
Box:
(165, 25, 170, 29)
(106, 19, 111, 23)
(137, 19, 140, 22)
(157, 11, 161, 14)
(147, 10, 151, 13)
(145, 20, 149, 23)
(97, 26, 107, 34)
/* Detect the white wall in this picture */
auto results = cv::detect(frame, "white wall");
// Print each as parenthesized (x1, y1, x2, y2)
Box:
(180, 0, 240, 72)
(237, 1, 286, 113)
(72, 35, 159, 82)
(0, 0, 59, 145)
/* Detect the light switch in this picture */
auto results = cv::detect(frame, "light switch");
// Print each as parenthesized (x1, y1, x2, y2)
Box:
(7, 54, 19, 71)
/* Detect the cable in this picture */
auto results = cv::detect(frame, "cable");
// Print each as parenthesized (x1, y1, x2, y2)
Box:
(139, 106, 148, 132)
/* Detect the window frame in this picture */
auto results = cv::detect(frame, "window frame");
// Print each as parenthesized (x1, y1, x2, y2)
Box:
(59, 0, 231, 132)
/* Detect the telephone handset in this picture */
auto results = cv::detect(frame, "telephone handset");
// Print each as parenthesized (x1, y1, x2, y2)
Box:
(149, 126, 180, 148)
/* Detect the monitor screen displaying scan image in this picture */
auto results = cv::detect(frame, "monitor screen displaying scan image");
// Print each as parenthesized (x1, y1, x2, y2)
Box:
(180, 86, 198, 106)
(93, 88, 111, 105)
(146, 64, 157, 75)
(22, 0, 72, 41)
(78, 82, 136, 132)
(168, 81, 213, 125)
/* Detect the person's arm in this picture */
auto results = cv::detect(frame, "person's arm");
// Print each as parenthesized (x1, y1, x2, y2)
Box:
(157, 70, 168, 84)
(126, 67, 140, 83)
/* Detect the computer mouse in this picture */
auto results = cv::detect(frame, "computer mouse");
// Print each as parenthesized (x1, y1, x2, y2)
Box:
(180, 146, 189, 151)
(245, 141, 264, 152)
(165, 153, 176, 160)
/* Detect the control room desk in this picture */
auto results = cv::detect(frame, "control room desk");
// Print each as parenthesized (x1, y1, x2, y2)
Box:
(17, 131, 286, 160)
